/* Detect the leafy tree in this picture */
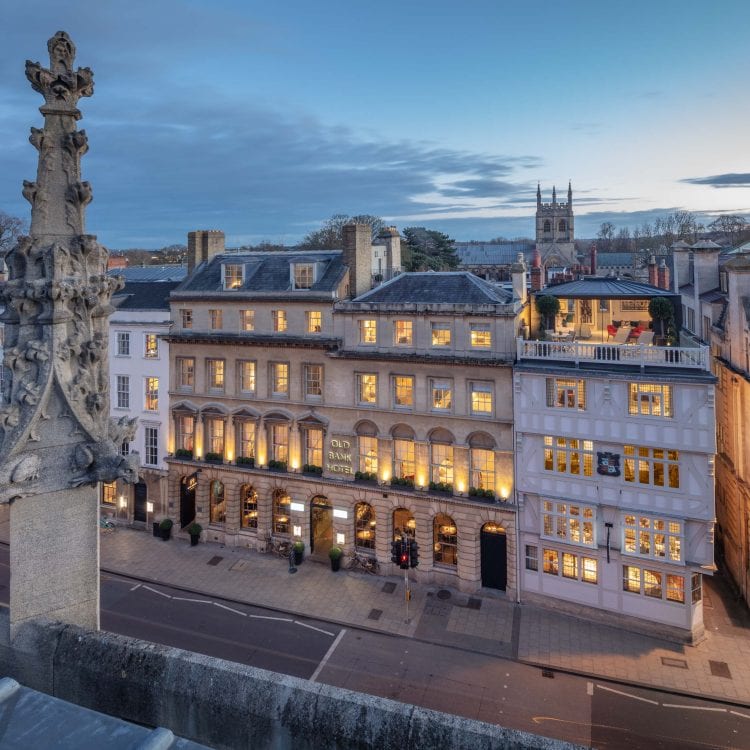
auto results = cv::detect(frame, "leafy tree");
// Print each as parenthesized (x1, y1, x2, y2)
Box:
(0, 211, 27, 254)
(297, 214, 384, 249)
(402, 227, 458, 271)
(535, 294, 561, 331)
(648, 296, 675, 343)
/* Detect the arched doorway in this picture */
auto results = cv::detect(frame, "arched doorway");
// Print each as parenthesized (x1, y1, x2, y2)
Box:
(179, 473, 197, 529)
(310, 496, 333, 556)
(481, 522, 507, 590)
(133, 481, 147, 523)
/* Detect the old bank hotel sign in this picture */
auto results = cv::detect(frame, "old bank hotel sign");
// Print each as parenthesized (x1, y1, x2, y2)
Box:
(327, 436, 353, 476)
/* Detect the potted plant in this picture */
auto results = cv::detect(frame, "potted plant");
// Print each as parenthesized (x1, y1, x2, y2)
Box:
(329, 545, 343, 572)
(159, 518, 173, 541)
(187, 522, 202, 546)
(293, 539, 305, 565)
(648, 296, 676, 345)
(536, 294, 561, 333)
(236, 455, 255, 467)
(204, 452, 222, 463)
(175, 448, 193, 459)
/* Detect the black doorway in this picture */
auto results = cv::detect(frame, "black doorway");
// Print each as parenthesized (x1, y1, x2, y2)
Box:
(310, 496, 333, 556)
(133, 481, 147, 523)
(180, 474, 197, 529)
(480, 523, 507, 590)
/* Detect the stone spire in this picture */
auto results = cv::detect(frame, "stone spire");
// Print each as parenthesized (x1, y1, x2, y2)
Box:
(552, 185, 557, 205)
(568, 180, 572, 205)
(0, 32, 137, 635)
(536, 182, 541, 207)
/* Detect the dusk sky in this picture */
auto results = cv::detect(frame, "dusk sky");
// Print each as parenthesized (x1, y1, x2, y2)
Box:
(2, 0, 749, 248)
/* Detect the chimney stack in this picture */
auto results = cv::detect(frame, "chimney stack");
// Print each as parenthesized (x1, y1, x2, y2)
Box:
(589, 243, 597, 276)
(530, 247, 543, 291)
(378, 226, 401, 278)
(188, 230, 225, 273)
(511, 252, 527, 304)
(648, 255, 658, 286)
(342, 223, 372, 298)
(657, 259, 670, 290)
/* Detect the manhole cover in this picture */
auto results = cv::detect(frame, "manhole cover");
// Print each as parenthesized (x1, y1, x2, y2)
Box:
(207, 556, 223, 566)
(709, 660, 732, 679)
(368, 608, 383, 621)
(542, 669, 554, 679)
(436, 589, 452, 600)
(466, 597, 481, 610)
(661, 656, 688, 669)
(382, 582, 396, 594)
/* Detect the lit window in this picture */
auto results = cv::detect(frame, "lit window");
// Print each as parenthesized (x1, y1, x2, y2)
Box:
(272, 489, 291, 534)
(209, 309, 223, 330)
(393, 438, 415, 481)
(430, 443, 454, 486)
(628, 383, 673, 417)
(304, 364, 323, 399)
(394, 320, 413, 345)
(546, 377, 586, 410)
(543, 436, 594, 476)
(237, 421, 255, 460)
(102, 482, 116, 505)
(622, 565, 685, 603)
(691, 573, 702, 604)
(270, 423, 289, 463)
(431, 324, 451, 347)
(144, 333, 158, 359)
(355, 503, 376, 551)
(144, 377, 159, 411)
(223, 264, 243, 289)
(357, 373, 377, 405)
(207, 359, 225, 391)
(544, 548, 597, 584)
(181, 309, 192, 329)
(470, 382, 493, 415)
(145, 426, 159, 465)
(306, 311, 322, 333)
(624, 445, 679, 488)
(116, 332, 130, 356)
(177, 358, 194, 390)
(116, 375, 129, 409)
(470, 448, 495, 491)
(271, 362, 289, 397)
(240, 309, 254, 331)
(294, 263, 314, 289)
(562, 552, 578, 579)
(305, 428, 324, 467)
(525, 545, 538, 571)
(543, 549, 559, 575)
(667, 574, 685, 603)
(359, 319, 377, 344)
(622, 513, 682, 563)
(358, 436, 378, 475)
(241, 485, 258, 529)
(238, 361, 256, 394)
(433, 514, 458, 566)
(542, 501, 596, 547)
(206, 417, 224, 456)
(210, 480, 225, 525)
(176, 415, 194, 452)
(582, 557, 598, 584)
(470, 326, 492, 348)
(431, 379, 452, 411)
(393, 376, 414, 408)
(272, 310, 287, 332)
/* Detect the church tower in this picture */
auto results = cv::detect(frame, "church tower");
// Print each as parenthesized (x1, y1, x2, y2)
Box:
(535, 181, 576, 267)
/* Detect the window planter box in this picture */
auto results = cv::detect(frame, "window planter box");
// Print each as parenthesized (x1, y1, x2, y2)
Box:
(429, 481, 453, 494)
(390, 477, 415, 490)
(354, 471, 377, 483)
(174, 449, 193, 460)
(268, 460, 288, 472)
(204, 452, 223, 464)
(236, 456, 255, 467)
(302, 464, 323, 476)
(469, 487, 495, 502)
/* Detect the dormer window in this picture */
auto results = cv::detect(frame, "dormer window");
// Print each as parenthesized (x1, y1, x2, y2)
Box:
(293, 263, 315, 289)
(223, 263, 244, 290)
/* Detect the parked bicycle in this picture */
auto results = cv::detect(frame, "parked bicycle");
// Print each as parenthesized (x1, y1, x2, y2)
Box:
(347, 552, 380, 575)
(99, 516, 116, 533)
(265, 536, 292, 559)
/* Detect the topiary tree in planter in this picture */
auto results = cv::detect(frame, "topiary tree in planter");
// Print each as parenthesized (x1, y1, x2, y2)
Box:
(648, 296, 675, 344)
(536, 294, 561, 333)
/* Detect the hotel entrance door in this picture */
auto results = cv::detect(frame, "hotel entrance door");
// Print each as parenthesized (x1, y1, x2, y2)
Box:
(310, 496, 333, 556)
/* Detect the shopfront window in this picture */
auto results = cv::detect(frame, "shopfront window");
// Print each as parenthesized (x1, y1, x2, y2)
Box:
(240, 485, 258, 529)
(355, 502, 376, 551)
(273, 489, 291, 535)
(210, 480, 225, 525)
(433, 514, 457, 566)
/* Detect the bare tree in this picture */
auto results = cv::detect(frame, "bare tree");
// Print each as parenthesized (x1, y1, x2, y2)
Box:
(708, 215, 748, 247)
(597, 222, 615, 251)
(297, 214, 385, 249)
(0, 211, 27, 254)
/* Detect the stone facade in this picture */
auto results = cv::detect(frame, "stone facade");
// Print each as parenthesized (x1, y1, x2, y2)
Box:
(535, 183, 576, 267)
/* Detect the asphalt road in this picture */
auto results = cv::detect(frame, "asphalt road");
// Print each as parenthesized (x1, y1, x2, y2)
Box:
(0, 546, 746, 749)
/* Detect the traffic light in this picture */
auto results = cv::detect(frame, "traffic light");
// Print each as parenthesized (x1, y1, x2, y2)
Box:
(391, 538, 401, 564)
(409, 539, 419, 568)
(399, 541, 410, 570)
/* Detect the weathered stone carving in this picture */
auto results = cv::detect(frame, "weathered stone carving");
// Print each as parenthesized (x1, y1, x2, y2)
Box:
(0, 31, 139, 502)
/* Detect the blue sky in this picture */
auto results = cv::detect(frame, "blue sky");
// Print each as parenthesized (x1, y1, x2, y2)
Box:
(1, 0, 749, 248)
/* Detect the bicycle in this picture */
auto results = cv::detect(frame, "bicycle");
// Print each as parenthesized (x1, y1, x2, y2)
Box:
(266, 536, 292, 559)
(99, 516, 116, 533)
(347, 552, 380, 575)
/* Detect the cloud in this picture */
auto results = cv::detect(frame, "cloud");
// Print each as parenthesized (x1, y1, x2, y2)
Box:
(681, 173, 750, 188)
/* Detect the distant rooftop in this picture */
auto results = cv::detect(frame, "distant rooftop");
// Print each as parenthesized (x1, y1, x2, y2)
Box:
(108, 265, 188, 282)
(113, 281, 182, 311)
(455, 242, 534, 266)
(542, 276, 672, 299)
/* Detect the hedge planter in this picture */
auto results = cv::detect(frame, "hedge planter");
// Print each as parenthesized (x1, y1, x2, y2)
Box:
(204, 452, 223, 464)
(268, 460, 287, 472)
(329, 546, 343, 572)
(236, 456, 255, 467)
(187, 522, 202, 547)
(293, 540, 305, 565)
(174, 449, 193, 460)
(159, 518, 173, 541)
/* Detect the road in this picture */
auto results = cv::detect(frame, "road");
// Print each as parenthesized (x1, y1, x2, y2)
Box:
(0, 546, 746, 749)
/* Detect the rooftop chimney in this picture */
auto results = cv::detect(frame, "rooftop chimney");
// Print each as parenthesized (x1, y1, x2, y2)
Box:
(511, 252, 527, 304)
(378, 226, 401, 279)
(648, 255, 657, 287)
(342, 223, 372, 298)
(589, 243, 597, 276)
(188, 230, 225, 273)
(657, 259, 670, 291)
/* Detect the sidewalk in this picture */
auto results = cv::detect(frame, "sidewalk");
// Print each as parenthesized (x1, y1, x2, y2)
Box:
(5, 513, 750, 706)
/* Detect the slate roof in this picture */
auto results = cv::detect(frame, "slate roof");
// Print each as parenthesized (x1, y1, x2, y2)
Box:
(455, 243, 535, 266)
(113, 281, 182, 310)
(724, 254, 750, 271)
(596, 252, 635, 267)
(108, 265, 187, 282)
(352, 272, 512, 305)
(175, 251, 345, 296)
(543, 276, 672, 299)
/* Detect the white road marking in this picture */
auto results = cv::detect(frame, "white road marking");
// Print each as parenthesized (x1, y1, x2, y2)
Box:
(309, 628, 346, 683)
(595, 684, 659, 705)
(587, 682, 594, 696)
(730, 710, 750, 720)
(249, 614, 294, 622)
(294, 620, 335, 636)
(663, 703, 727, 712)
(142, 585, 172, 599)
(213, 602, 247, 616)
(173, 596, 212, 604)
(129, 583, 141, 592)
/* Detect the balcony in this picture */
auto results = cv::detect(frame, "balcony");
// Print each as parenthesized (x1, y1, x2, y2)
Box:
(517, 338, 710, 370)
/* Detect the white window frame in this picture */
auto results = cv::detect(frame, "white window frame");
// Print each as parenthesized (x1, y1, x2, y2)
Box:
(293, 263, 315, 289)
(144, 425, 159, 466)
(304, 363, 323, 400)
(622, 564, 685, 604)
(393, 375, 414, 409)
(180, 309, 192, 329)
(359, 319, 377, 344)
(209, 309, 223, 330)
(222, 263, 244, 290)
(206, 359, 225, 392)
(177, 357, 194, 391)
(238, 360, 256, 395)
(542, 548, 598, 584)
(270, 362, 289, 398)
(543, 436, 594, 476)
(623, 445, 680, 488)
(306, 310, 322, 334)
(144, 333, 159, 359)
(431, 323, 451, 347)
(546, 377, 586, 410)
(272, 310, 287, 333)
(393, 320, 413, 346)
(430, 378, 453, 412)
(116, 375, 129, 409)
(622, 512, 683, 564)
(240, 309, 254, 332)
(628, 383, 673, 417)
(116, 331, 130, 357)
(542, 500, 596, 547)
(470, 325, 492, 349)
(469, 381, 493, 416)
(357, 373, 377, 406)
(144, 377, 158, 412)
